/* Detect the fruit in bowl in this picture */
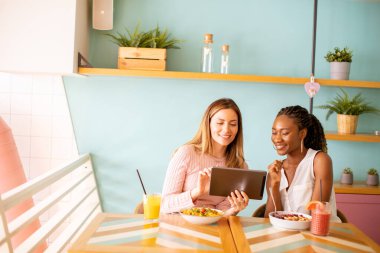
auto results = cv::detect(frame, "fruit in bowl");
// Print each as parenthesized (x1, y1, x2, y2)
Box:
(180, 207, 224, 225)
(269, 211, 311, 230)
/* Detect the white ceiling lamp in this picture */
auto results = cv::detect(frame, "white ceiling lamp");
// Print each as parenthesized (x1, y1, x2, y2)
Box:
(93, 0, 113, 30)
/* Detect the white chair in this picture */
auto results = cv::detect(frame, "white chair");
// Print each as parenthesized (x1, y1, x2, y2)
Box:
(0, 154, 101, 253)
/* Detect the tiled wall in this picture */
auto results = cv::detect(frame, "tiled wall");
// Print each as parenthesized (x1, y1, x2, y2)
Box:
(0, 72, 79, 244)
(0, 72, 78, 180)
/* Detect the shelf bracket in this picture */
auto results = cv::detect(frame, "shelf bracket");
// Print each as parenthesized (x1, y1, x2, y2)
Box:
(78, 52, 93, 68)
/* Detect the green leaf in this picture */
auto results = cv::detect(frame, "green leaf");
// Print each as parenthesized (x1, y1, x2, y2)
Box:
(105, 24, 183, 49)
(316, 88, 380, 120)
(324, 47, 353, 62)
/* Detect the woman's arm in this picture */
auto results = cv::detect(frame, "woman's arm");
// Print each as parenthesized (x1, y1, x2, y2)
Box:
(161, 147, 194, 213)
(311, 152, 333, 202)
(264, 160, 284, 217)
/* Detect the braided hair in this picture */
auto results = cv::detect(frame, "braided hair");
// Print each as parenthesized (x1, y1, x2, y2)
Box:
(277, 105, 327, 153)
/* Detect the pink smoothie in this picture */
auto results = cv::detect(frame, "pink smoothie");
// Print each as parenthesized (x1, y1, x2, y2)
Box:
(311, 211, 330, 236)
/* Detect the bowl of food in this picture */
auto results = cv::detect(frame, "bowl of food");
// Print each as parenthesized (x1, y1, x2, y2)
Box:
(269, 211, 311, 230)
(180, 207, 224, 225)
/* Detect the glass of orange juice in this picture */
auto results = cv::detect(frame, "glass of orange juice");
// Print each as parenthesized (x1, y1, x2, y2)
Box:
(143, 193, 161, 220)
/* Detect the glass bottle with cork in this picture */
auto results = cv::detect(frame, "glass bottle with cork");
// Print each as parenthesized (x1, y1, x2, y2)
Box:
(220, 44, 230, 74)
(201, 33, 214, 73)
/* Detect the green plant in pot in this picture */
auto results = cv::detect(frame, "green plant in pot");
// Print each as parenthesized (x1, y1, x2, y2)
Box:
(325, 47, 353, 80)
(367, 168, 379, 186)
(317, 88, 380, 134)
(106, 24, 183, 71)
(106, 24, 182, 49)
(340, 167, 353, 185)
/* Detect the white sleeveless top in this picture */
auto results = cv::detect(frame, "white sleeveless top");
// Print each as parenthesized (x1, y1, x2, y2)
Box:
(279, 148, 340, 221)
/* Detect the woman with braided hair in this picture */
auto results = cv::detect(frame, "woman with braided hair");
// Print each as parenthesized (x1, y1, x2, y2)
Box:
(264, 105, 339, 221)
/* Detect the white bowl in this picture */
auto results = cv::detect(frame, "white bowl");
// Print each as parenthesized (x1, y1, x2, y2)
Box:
(180, 207, 224, 225)
(269, 211, 311, 230)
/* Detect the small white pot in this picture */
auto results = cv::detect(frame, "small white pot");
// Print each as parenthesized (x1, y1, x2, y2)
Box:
(330, 62, 351, 80)
(340, 173, 353, 185)
(366, 174, 379, 186)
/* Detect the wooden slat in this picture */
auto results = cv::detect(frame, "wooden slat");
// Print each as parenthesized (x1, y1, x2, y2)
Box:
(316, 78, 380, 89)
(0, 154, 100, 252)
(0, 197, 12, 253)
(68, 213, 237, 253)
(118, 58, 166, 71)
(8, 171, 93, 236)
(346, 221, 380, 252)
(228, 216, 380, 253)
(79, 68, 309, 84)
(0, 243, 11, 253)
(334, 181, 380, 195)
(326, 132, 380, 142)
(45, 203, 100, 253)
(228, 216, 251, 253)
(1, 154, 90, 211)
(0, 207, 6, 243)
(14, 187, 96, 253)
(220, 223, 236, 251)
(118, 47, 166, 60)
(78, 68, 380, 89)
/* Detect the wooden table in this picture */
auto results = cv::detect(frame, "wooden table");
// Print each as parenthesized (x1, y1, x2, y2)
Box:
(228, 216, 380, 253)
(334, 181, 380, 195)
(68, 213, 236, 253)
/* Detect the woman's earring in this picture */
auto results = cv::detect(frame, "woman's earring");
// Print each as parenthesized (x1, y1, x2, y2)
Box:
(300, 139, 304, 154)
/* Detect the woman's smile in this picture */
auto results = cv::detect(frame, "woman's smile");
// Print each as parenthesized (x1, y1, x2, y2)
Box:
(210, 108, 238, 148)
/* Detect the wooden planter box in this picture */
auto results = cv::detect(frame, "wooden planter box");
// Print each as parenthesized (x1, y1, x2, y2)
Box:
(118, 47, 166, 71)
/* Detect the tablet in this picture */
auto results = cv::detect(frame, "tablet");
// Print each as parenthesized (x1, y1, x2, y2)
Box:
(209, 167, 267, 200)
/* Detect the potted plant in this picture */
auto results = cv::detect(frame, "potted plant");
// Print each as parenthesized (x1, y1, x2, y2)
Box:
(367, 168, 379, 186)
(324, 47, 353, 80)
(317, 88, 380, 134)
(106, 24, 182, 71)
(340, 167, 353, 185)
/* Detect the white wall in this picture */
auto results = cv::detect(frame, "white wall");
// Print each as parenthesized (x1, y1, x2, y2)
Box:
(0, 71, 78, 244)
(0, 72, 78, 177)
(0, 0, 89, 74)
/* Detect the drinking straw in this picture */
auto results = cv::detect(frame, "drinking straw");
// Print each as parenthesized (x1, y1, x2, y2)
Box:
(136, 169, 147, 195)
(320, 179, 322, 202)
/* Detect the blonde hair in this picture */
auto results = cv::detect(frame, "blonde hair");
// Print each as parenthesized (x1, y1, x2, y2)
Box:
(186, 98, 245, 168)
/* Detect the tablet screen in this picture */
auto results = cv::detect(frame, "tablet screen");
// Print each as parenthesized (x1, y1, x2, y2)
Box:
(209, 167, 267, 200)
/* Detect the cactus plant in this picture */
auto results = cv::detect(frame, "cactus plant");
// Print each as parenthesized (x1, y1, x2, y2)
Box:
(368, 168, 378, 175)
(343, 167, 353, 174)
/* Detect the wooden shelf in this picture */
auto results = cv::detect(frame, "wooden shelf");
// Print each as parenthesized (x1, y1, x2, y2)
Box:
(334, 181, 380, 195)
(78, 68, 380, 89)
(325, 132, 380, 142)
(78, 68, 380, 143)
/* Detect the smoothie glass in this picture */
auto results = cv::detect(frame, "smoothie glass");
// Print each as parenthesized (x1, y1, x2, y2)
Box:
(310, 202, 331, 236)
(143, 193, 161, 220)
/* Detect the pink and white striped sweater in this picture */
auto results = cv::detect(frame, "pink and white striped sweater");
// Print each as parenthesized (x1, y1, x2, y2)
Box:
(161, 145, 247, 213)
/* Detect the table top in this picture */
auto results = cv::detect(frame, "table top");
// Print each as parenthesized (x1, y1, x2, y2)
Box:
(228, 216, 380, 253)
(68, 213, 236, 253)
(334, 181, 380, 195)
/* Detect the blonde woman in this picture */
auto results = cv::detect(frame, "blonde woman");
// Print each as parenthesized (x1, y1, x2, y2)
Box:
(161, 98, 249, 216)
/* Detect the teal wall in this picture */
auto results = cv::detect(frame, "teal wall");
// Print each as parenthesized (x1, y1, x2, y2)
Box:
(64, 0, 380, 215)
